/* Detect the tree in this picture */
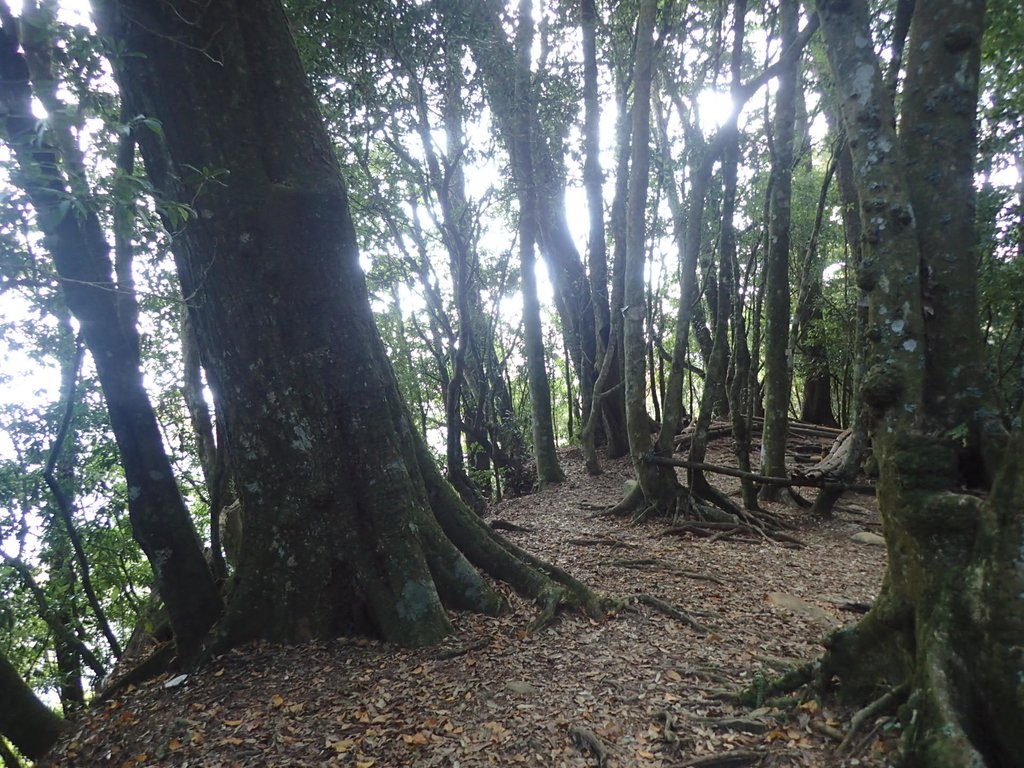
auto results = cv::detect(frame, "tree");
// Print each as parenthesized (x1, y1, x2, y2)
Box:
(622, 0, 679, 509)
(511, 0, 565, 486)
(758, 0, 800, 502)
(0, 4, 222, 664)
(92, 0, 598, 655)
(814, 0, 1023, 762)
(0, 648, 65, 761)
(444, 0, 626, 458)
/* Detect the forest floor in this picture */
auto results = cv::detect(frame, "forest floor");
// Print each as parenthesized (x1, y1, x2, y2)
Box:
(43, 435, 895, 768)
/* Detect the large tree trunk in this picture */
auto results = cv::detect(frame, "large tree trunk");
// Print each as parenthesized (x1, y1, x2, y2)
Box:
(0, 10, 222, 664)
(0, 650, 65, 761)
(816, 0, 1022, 763)
(95, 0, 594, 651)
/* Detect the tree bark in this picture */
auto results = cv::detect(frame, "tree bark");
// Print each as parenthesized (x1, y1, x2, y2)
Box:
(758, 0, 800, 503)
(578, 0, 629, 473)
(816, 0, 1023, 763)
(0, 649, 65, 760)
(94, 0, 595, 651)
(623, 0, 680, 509)
(512, 0, 565, 487)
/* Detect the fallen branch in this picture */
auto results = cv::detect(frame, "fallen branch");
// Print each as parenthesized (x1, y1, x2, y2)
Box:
(489, 519, 533, 532)
(642, 455, 875, 494)
(433, 637, 490, 661)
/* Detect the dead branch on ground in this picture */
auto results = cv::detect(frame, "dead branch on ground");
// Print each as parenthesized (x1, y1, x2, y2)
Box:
(489, 519, 533, 532)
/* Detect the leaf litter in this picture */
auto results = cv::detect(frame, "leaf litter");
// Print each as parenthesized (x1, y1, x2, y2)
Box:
(43, 439, 894, 767)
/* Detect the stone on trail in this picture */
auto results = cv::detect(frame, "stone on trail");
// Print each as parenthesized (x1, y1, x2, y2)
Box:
(767, 592, 839, 627)
(850, 531, 886, 547)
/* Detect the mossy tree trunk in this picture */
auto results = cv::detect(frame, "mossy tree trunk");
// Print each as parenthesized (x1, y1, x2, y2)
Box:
(816, 0, 1021, 763)
(0, 649, 65, 761)
(95, 0, 596, 653)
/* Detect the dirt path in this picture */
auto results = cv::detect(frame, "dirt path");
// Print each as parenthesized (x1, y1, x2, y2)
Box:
(45, 447, 893, 767)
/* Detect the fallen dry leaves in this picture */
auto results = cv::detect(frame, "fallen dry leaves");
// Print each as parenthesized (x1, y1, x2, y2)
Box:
(44, 440, 895, 767)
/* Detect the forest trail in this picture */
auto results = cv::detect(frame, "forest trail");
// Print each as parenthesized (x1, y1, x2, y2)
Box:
(42, 439, 892, 768)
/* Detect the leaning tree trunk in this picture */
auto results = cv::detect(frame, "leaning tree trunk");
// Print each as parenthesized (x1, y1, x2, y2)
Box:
(0, 10, 222, 664)
(95, 0, 595, 652)
(815, 0, 1022, 763)
(0, 650, 65, 761)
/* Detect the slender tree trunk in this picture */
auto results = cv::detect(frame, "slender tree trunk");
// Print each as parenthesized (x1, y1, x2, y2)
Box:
(623, 0, 679, 511)
(789, 154, 838, 428)
(578, 0, 624, 474)
(0, 11, 222, 664)
(513, 0, 564, 486)
(758, 0, 799, 502)
(449, 0, 603, 435)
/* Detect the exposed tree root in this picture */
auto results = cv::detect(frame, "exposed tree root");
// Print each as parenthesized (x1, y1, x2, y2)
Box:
(631, 593, 710, 633)
(96, 642, 176, 703)
(432, 637, 491, 661)
(592, 480, 645, 518)
(568, 536, 636, 549)
(735, 660, 817, 707)
(652, 709, 680, 743)
(809, 719, 845, 742)
(660, 521, 805, 548)
(837, 681, 908, 753)
(690, 715, 772, 734)
(612, 558, 726, 586)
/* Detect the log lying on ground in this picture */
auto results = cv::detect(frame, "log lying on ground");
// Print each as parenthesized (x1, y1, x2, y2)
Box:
(673, 417, 845, 451)
(642, 455, 875, 494)
(801, 428, 861, 480)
